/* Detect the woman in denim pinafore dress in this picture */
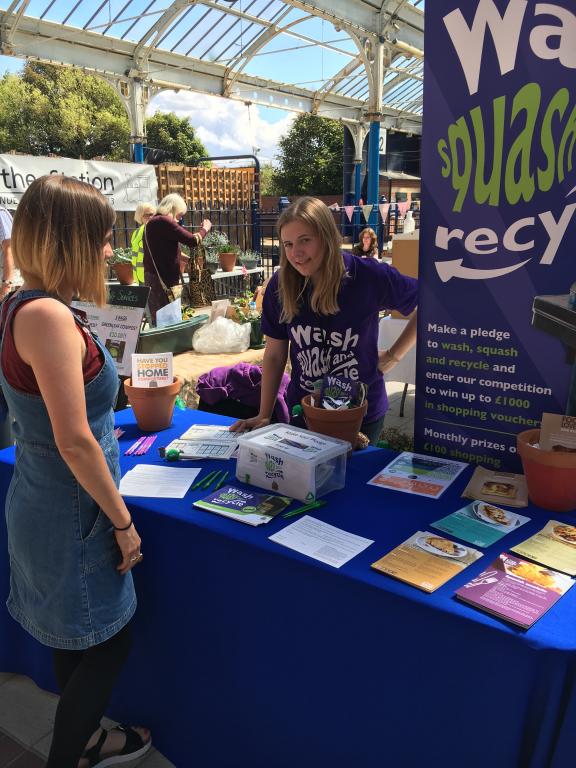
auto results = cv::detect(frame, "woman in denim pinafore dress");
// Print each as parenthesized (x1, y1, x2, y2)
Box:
(1, 176, 151, 768)
(1, 289, 136, 648)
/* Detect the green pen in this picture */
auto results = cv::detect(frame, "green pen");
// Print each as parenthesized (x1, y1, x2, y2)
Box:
(192, 470, 218, 491)
(201, 469, 224, 490)
(282, 499, 327, 518)
(213, 471, 229, 491)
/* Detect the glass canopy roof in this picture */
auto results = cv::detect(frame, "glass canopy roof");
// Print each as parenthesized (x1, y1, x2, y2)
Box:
(0, 0, 424, 131)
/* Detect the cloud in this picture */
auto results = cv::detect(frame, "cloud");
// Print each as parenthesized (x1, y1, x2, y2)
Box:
(148, 91, 294, 165)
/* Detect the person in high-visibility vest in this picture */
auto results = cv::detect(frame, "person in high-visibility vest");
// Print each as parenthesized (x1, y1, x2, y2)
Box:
(131, 202, 156, 285)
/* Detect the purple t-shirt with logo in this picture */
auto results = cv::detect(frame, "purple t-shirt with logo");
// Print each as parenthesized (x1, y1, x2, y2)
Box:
(262, 252, 418, 423)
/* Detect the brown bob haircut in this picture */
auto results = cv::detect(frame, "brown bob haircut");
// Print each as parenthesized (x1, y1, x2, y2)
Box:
(12, 175, 115, 306)
(358, 227, 377, 252)
(277, 196, 345, 323)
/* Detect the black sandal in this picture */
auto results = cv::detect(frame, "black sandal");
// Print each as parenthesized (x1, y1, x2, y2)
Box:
(83, 725, 152, 767)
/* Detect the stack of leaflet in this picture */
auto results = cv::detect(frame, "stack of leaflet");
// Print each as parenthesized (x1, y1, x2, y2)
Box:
(164, 424, 240, 460)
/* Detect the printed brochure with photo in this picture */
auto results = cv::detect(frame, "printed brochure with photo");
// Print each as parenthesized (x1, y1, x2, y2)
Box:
(461, 466, 528, 508)
(511, 520, 576, 576)
(367, 452, 467, 499)
(456, 553, 574, 629)
(371, 531, 482, 592)
(432, 502, 531, 548)
(194, 486, 292, 526)
(539, 413, 576, 452)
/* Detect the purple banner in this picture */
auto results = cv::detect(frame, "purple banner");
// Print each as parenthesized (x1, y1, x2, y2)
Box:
(415, 0, 576, 472)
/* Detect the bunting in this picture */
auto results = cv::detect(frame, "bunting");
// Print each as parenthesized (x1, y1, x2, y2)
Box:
(344, 206, 355, 222)
(361, 204, 373, 222)
(378, 203, 390, 221)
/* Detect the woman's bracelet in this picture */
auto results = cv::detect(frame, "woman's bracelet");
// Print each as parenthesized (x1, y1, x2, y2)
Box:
(385, 348, 400, 363)
(114, 517, 133, 531)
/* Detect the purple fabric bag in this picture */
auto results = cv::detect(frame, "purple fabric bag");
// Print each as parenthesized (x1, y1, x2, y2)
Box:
(196, 363, 290, 423)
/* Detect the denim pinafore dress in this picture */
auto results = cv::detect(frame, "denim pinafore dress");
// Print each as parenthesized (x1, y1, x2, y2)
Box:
(0, 290, 136, 649)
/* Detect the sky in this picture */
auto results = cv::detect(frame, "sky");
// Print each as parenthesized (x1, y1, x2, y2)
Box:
(0, 53, 294, 165)
(149, 89, 294, 166)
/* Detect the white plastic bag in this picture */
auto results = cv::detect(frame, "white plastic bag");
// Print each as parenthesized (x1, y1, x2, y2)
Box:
(192, 316, 251, 354)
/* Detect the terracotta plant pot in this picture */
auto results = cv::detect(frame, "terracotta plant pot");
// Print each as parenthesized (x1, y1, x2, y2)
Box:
(301, 394, 367, 449)
(112, 262, 134, 285)
(517, 429, 576, 512)
(124, 376, 183, 432)
(218, 251, 237, 272)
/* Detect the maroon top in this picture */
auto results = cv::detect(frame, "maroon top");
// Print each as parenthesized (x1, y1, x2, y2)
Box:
(143, 214, 204, 287)
(1, 295, 103, 394)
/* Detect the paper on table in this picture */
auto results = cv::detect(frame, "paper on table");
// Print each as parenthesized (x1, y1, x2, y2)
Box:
(268, 515, 374, 568)
(120, 464, 201, 498)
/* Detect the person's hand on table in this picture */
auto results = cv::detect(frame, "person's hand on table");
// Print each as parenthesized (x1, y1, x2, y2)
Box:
(229, 415, 270, 433)
(115, 524, 143, 574)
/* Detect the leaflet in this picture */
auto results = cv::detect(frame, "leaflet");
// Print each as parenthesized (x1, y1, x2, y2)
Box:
(165, 424, 240, 460)
(511, 520, 576, 576)
(269, 516, 374, 568)
(432, 502, 530, 548)
(119, 464, 200, 498)
(367, 452, 467, 499)
(461, 466, 528, 508)
(539, 412, 576, 452)
(194, 486, 291, 526)
(456, 553, 574, 629)
(371, 531, 482, 593)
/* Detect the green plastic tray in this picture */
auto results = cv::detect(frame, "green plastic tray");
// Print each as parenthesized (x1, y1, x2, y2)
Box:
(136, 315, 209, 355)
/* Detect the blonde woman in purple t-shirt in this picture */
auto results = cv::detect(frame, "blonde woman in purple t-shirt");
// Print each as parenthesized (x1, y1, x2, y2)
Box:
(230, 196, 418, 444)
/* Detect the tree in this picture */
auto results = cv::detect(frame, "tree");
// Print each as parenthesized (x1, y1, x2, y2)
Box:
(259, 162, 279, 196)
(272, 114, 344, 196)
(0, 63, 130, 160)
(145, 112, 207, 165)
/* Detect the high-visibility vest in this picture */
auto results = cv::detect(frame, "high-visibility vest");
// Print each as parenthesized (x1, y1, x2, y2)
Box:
(130, 225, 145, 285)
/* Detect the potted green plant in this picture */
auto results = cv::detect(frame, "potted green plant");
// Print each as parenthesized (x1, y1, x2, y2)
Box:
(240, 250, 261, 270)
(231, 290, 264, 348)
(107, 247, 134, 285)
(202, 231, 228, 274)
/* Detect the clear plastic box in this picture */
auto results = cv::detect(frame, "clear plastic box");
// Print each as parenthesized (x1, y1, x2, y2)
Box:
(236, 424, 350, 502)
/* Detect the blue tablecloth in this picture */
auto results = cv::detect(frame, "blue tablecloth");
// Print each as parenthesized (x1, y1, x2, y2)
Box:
(1, 408, 576, 767)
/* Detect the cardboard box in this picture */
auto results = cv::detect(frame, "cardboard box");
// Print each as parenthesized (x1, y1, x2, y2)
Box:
(390, 232, 419, 319)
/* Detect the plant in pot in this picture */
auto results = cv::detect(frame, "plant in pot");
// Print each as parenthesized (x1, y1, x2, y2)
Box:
(240, 250, 261, 270)
(202, 230, 229, 274)
(231, 290, 264, 348)
(215, 242, 240, 272)
(108, 248, 134, 285)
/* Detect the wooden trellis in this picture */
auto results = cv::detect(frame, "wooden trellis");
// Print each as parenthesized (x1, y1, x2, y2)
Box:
(155, 164, 256, 207)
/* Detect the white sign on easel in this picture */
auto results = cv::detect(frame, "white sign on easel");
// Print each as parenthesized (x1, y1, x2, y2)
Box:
(72, 285, 149, 376)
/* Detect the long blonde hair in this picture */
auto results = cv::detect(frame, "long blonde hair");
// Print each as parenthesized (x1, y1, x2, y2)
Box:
(12, 175, 114, 306)
(277, 197, 345, 323)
